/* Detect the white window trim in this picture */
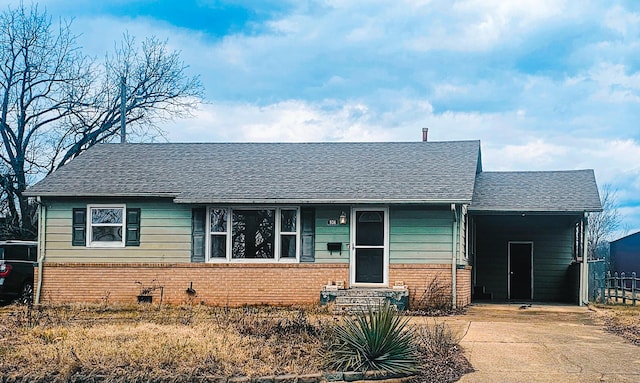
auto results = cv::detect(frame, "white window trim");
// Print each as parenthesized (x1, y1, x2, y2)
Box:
(209, 208, 228, 260)
(349, 206, 390, 287)
(206, 207, 301, 263)
(87, 204, 126, 248)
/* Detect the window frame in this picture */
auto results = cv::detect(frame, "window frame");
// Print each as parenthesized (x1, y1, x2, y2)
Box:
(278, 208, 298, 261)
(87, 204, 127, 248)
(206, 206, 301, 263)
(209, 208, 229, 260)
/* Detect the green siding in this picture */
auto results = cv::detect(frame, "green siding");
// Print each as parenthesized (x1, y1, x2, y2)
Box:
(473, 215, 580, 302)
(389, 207, 453, 264)
(43, 201, 462, 266)
(313, 206, 456, 265)
(314, 207, 350, 263)
(44, 199, 192, 263)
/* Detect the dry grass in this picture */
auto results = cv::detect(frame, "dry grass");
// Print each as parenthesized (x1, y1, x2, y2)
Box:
(593, 303, 640, 345)
(0, 303, 473, 383)
(0, 303, 331, 381)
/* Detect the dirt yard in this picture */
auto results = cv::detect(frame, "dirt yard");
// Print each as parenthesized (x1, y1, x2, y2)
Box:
(592, 303, 640, 345)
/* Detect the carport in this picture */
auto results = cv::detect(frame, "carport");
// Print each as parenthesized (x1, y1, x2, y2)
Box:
(470, 213, 584, 303)
(468, 170, 602, 305)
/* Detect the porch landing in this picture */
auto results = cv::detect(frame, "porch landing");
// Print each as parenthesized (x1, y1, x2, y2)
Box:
(320, 286, 409, 314)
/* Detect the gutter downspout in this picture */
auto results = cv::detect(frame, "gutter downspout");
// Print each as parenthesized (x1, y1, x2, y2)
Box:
(580, 212, 589, 306)
(451, 204, 458, 309)
(35, 197, 46, 305)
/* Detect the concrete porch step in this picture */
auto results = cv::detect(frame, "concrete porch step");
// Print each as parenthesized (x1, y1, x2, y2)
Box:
(320, 287, 409, 314)
(334, 296, 386, 305)
(331, 288, 401, 297)
(332, 303, 388, 315)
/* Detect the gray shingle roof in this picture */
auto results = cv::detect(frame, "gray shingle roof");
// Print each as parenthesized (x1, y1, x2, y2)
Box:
(471, 170, 602, 212)
(26, 141, 482, 204)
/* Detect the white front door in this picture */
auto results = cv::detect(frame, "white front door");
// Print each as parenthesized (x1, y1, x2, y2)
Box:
(350, 208, 389, 286)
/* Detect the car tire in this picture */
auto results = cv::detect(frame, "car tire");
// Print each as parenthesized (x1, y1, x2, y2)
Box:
(17, 281, 34, 305)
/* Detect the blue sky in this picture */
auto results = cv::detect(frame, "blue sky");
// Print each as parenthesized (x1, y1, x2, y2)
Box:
(7, 0, 640, 238)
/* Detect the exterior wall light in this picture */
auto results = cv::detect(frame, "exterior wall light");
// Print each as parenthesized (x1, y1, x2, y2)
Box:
(339, 211, 347, 225)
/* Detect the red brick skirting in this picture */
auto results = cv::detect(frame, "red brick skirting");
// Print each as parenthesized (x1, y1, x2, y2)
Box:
(35, 263, 471, 307)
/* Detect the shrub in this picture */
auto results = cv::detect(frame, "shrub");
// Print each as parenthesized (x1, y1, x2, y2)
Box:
(325, 302, 418, 374)
(410, 276, 453, 314)
(236, 308, 324, 338)
(415, 321, 461, 356)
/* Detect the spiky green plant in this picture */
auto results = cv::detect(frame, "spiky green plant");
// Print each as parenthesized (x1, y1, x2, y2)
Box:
(326, 302, 418, 374)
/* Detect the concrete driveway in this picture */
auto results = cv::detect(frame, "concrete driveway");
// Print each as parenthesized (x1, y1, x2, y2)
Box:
(443, 303, 640, 383)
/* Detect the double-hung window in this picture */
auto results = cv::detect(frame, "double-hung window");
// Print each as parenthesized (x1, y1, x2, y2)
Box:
(208, 207, 299, 262)
(72, 204, 141, 248)
(88, 205, 126, 247)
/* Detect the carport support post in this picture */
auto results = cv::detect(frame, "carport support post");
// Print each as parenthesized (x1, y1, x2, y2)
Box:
(580, 213, 589, 306)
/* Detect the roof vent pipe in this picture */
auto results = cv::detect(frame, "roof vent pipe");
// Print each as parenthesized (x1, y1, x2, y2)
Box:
(422, 128, 428, 142)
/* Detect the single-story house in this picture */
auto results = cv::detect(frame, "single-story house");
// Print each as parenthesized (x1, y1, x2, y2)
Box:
(610, 231, 640, 275)
(25, 139, 602, 307)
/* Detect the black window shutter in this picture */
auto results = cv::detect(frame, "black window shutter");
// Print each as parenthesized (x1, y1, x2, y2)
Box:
(72, 208, 86, 246)
(300, 207, 315, 262)
(191, 207, 206, 263)
(125, 208, 141, 246)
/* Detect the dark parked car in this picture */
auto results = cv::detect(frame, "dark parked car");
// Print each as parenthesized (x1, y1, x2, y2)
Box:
(0, 240, 37, 304)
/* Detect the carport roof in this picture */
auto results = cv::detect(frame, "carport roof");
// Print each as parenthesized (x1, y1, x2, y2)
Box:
(470, 170, 602, 213)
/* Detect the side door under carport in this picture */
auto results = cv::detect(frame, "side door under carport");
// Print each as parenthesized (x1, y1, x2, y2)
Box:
(509, 241, 533, 300)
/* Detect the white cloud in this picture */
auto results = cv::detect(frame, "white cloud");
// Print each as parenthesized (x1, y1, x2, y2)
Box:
(584, 139, 640, 179)
(405, 0, 569, 52)
(433, 83, 469, 98)
(456, 0, 566, 20)
(604, 5, 640, 39)
(492, 140, 569, 169)
(589, 63, 640, 104)
(163, 100, 395, 142)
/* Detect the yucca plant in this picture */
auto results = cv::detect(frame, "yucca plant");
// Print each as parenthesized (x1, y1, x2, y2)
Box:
(326, 302, 418, 375)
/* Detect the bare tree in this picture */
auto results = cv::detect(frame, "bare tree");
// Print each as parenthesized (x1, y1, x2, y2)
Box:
(588, 184, 622, 260)
(0, 3, 203, 239)
(0, 3, 90, 238)
(51, 33, 203, 168)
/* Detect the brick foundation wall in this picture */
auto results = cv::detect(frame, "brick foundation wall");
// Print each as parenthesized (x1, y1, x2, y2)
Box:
(34, 263, 472, 307)
(389, 264, 472, 308)
(35, 263, 350, 306)
(456, 266, 472, 307)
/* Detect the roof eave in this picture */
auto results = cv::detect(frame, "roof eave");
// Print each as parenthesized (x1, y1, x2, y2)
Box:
(25, 193, 475, 205)
(468, 207, 603, 214)
(25, 191, 180, 198)
(173, 198, 473, 205)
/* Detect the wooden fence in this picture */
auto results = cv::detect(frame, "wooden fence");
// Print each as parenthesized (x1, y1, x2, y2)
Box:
(600, 271, 640, 305)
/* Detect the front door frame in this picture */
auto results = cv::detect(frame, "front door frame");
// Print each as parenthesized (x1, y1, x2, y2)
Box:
(350, 207, 389, 287)
(508, 241, 534, 300)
